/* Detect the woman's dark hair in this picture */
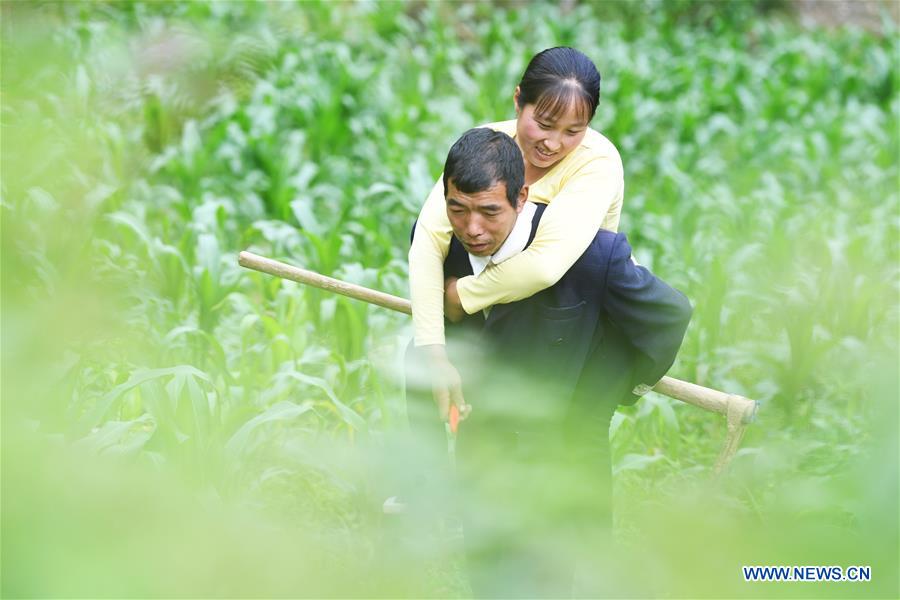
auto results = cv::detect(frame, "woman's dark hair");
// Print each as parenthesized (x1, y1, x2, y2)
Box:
(443, 128, 524, 208)
(516, 47, 601, 123)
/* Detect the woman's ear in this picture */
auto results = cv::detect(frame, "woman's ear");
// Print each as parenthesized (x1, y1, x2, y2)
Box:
(513, 86, 521, 116)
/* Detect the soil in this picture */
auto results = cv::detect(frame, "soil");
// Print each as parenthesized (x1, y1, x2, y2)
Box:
(791, 0, 898, 34)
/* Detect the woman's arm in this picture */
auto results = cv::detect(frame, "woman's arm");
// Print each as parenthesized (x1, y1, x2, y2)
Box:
(409, 178, 453, 346)
(455, 152, 624, 314)
(409, 178, 472, 424)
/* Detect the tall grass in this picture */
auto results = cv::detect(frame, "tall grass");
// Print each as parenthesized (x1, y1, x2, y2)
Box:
(2, 1, 897, 597)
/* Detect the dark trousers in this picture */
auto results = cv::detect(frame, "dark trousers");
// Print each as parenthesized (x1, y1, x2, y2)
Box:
(403, 341, 618, 598)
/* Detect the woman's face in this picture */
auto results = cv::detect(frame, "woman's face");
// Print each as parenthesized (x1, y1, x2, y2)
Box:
(515, 91, 590, 171)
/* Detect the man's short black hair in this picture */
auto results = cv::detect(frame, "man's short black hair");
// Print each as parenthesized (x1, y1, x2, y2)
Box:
(442, 128, 524, 207)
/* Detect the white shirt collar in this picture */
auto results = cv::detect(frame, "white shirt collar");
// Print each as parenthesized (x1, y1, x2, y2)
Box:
(467, 202, 537, 277)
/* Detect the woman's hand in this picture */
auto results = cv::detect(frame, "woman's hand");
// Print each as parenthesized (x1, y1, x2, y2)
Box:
(422, 344, 471, 423)
(444, 277, 466, 323)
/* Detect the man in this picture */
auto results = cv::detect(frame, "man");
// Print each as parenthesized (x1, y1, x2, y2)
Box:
(403, 127, 692, 597)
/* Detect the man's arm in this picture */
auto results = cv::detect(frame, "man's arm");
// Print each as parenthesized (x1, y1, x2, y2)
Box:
(443, 277, 466, 323)
(602, 234, 693, 391)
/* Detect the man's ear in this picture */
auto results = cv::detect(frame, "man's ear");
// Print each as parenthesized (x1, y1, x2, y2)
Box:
(513, 86, 521, 117)
(515, 185, 529, 213)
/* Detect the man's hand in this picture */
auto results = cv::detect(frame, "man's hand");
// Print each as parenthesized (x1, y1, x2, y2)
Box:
(444, 277, 466, 323)
(422, 344, 471, 423)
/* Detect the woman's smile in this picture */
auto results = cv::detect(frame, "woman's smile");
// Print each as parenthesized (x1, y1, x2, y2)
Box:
(534, 145, 557, 161)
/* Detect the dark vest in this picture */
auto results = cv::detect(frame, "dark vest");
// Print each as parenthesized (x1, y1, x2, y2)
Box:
(441, 203, 692, 415)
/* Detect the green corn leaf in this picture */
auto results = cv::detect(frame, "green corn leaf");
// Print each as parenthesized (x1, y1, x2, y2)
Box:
(225, 400, 314, 458)
(613, 452, 665, 475)
(286, 371, 367, 432)
(77, 366, 212, 435)
(75, 414, 156, 456)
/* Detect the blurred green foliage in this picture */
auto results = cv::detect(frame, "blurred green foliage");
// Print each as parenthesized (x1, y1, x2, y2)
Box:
(2, 0, 897, 597)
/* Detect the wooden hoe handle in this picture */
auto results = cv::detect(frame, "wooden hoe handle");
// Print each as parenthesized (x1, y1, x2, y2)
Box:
(239, 251, 758, 473)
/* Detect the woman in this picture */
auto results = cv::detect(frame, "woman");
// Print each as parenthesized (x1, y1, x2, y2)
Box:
(409, 47, 624, 418)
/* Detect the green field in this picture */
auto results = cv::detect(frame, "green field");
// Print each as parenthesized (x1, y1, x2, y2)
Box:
(2, 1, 898, 597)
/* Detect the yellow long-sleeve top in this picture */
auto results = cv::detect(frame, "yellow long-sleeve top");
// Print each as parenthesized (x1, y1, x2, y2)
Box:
(409, 119, 624, 346)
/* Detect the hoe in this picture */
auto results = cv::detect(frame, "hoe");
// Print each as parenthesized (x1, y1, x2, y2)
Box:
(239, 251, 758, 474)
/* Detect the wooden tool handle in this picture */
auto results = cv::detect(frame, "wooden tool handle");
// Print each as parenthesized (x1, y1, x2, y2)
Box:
(238, 251, 758, 422)
(239, 251, 412, 315)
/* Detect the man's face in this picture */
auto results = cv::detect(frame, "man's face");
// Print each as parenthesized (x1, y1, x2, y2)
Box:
(446, 180, 527, 257)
